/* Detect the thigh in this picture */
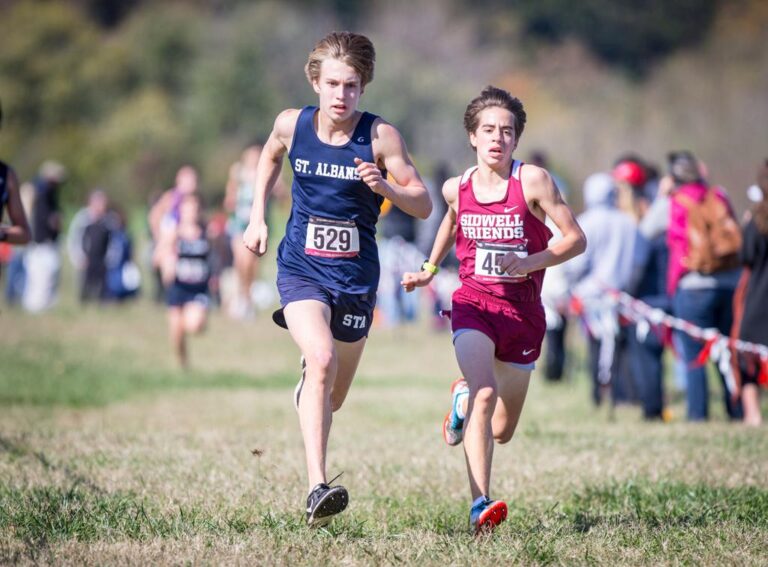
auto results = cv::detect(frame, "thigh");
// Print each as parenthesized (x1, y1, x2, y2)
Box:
(284, 299, 335, 361)
(167, 305, 184, 329)
(183, 300, 208, 331)
(454, 329, 497, 389)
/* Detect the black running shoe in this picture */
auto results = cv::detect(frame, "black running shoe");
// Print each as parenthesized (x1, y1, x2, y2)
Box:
(306, 481, 349, 527)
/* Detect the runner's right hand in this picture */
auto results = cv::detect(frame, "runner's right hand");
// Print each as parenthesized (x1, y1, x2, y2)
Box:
(401, 270, 434, 292)
(243, 221, 268, 256)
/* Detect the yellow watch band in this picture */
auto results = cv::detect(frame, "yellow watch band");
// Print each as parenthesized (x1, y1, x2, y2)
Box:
(421, 260, 439, 275)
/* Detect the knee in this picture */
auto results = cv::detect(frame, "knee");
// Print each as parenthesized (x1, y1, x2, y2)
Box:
(305, 348, 336, 383)
(188, 319, 206, 335)
(330, 394, 345, 413)
(470, 384, 498, 414)
(185, 315, 206, 334)
(494, 428, 515, 445)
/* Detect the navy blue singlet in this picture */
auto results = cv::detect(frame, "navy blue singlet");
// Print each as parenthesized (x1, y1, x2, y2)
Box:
(174, 231, 210, 294)
(277, 106, 385, 294)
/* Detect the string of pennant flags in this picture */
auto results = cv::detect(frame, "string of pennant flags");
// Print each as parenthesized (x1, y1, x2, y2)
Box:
(569, 289, 768, 395)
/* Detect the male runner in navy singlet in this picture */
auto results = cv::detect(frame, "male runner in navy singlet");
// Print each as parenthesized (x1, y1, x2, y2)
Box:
(242, 32, 432, 526)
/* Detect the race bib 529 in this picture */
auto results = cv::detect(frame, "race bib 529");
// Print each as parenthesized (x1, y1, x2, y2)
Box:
(305, 216, 360, 258)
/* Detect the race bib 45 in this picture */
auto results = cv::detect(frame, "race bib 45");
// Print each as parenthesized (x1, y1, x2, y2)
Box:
(474, 241, 527, 281)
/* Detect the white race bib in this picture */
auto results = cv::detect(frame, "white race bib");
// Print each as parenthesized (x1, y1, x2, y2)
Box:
(305, 216, 360, 258)
(474, 242, 527, 280)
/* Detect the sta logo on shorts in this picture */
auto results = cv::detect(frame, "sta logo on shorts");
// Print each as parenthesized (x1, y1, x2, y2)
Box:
(342, 314, 367, 329)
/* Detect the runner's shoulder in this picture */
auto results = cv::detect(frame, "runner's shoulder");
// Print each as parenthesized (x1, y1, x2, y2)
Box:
(273, 109, 302, 143)
(442, 176, 461, 204)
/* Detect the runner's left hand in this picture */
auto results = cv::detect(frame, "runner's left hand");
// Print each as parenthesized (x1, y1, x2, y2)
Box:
(499, 252, 530, 277)
(354, 157, 386, 194)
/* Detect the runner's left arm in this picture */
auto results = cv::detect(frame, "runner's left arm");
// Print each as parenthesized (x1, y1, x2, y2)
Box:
(500, 165, 586, 276)
(357, 120, 432, 219)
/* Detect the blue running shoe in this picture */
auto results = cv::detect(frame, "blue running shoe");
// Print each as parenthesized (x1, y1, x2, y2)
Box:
(469, 495, 508, 535)
(443, 377, 469, 446)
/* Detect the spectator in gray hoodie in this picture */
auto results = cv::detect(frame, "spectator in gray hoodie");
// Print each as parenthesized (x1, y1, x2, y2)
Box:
(567, 172, 642, 407)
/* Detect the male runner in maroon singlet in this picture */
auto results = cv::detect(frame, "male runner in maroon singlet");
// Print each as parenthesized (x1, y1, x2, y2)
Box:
(402, 86, 586, 535)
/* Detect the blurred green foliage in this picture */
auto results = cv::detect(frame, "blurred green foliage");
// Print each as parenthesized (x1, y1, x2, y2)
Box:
(513, 0, 720, 75)
(1, 0, 764, 213)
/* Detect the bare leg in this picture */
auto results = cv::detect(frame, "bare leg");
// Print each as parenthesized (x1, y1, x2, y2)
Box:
(330, 337, 366, 412)
(283, 300, 336, 490)
(183, 302, 208, 335)
(168, 307, 187, 369)
(454, 330, 498, 500)
(231, 237, 258, 315)
(491, 360, 531, 443)
(742, 384, 763, 427)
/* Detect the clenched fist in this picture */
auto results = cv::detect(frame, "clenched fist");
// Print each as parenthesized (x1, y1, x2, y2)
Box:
(354, 157, 386, 195)
(242, 220, 269, 256)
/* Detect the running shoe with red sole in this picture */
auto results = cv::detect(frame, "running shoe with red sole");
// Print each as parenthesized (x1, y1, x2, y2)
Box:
(470, 496, 508, 535)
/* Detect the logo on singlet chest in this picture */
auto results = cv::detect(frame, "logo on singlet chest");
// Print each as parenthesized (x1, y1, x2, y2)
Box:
(459, 213, 525, 240)
(294, 158, 361, 181)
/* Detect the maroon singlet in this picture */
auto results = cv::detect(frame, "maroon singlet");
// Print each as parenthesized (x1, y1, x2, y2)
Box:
(455, 160, 552, 303)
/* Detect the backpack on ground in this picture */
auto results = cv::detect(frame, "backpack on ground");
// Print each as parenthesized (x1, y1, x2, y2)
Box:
(675, 188, 742, 274)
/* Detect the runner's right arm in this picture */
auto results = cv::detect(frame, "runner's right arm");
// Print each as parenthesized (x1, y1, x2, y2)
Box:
(243, 109, 298, 256)
(401, 176, 459, 291)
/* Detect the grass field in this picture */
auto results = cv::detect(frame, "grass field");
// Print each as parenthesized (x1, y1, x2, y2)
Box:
(2, 292, 767, 565)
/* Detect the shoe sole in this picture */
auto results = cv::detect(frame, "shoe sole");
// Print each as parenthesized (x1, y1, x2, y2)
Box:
(443, 412, 463, 446)
(474, 500, 508, 535)
(307, 486, 349, 528)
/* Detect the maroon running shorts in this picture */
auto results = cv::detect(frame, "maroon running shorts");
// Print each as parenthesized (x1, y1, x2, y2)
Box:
(450, 285, 546, 365)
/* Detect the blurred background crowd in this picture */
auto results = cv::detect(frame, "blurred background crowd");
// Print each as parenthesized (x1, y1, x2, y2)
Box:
(1, 0, 766, 426)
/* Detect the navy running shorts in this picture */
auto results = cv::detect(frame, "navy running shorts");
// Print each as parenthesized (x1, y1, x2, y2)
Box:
(166, 283, 210, 308)
(273, 274, 376, 342)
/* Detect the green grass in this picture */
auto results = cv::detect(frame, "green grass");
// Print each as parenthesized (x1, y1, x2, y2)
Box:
(2, 297, 767, 565)
(0, 340, 295, 407)
(3, 481, 766, 565)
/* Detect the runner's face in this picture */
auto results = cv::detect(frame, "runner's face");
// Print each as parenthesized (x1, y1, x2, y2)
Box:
(313, 58, 362, 122)
(180, 197, 200, 224)
(176, 168, 198, 194)
(469, 107, 517, 166)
